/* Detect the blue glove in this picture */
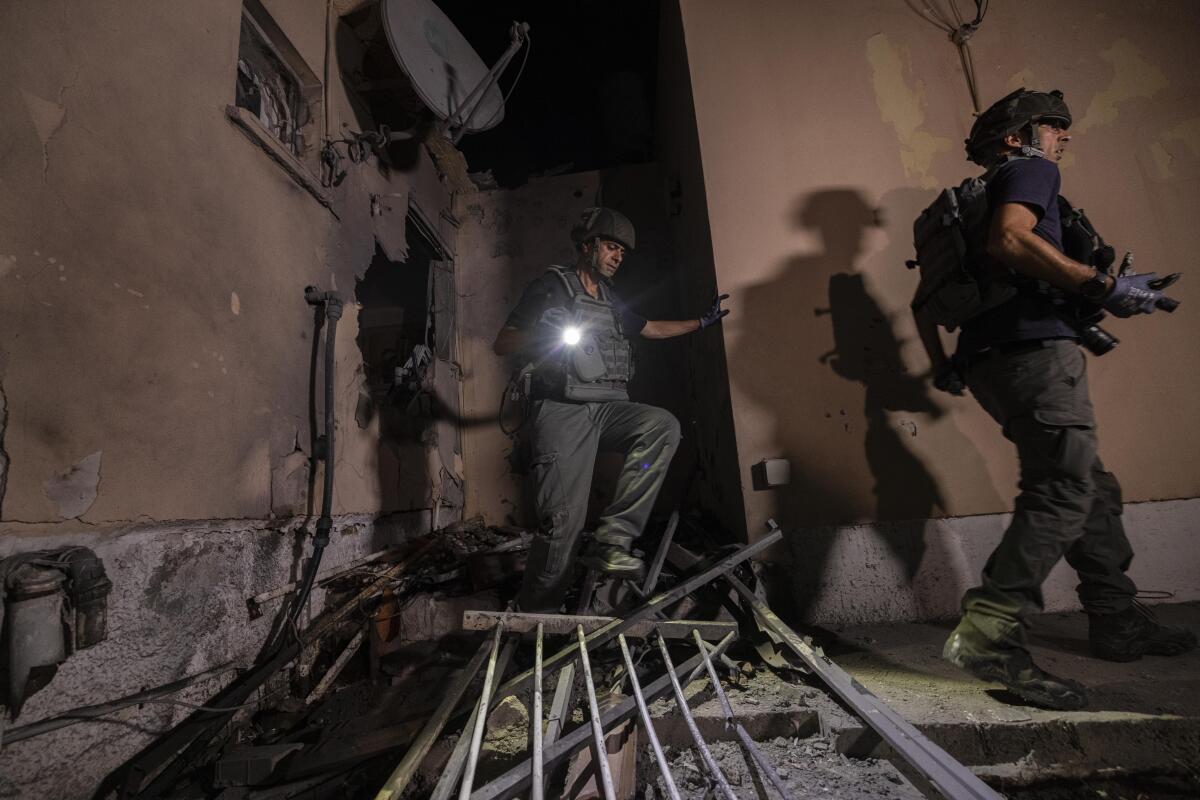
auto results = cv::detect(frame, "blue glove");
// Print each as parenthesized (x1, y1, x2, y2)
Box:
(699, 294, 731, 329)
(1102, 272, 1181, 318)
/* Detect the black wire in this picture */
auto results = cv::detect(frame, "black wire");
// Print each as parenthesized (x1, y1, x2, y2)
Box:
(905, 0, 953, 32)
(498, 380, 528, 436)
(973, 0, 989, 26)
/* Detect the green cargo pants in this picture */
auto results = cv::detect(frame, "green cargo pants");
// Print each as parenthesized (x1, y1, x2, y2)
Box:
(960, 339, 1137, 644)
(517, 399, 681, 612)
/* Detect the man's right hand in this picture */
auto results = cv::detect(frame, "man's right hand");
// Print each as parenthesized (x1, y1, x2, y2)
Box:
(1102, 272, 1182, 318)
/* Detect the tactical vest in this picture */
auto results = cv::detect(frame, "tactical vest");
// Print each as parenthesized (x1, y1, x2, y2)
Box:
(542, 265, 633, 402)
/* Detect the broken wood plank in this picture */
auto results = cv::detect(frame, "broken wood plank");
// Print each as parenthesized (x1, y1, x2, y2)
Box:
(461, 610, 737, 641)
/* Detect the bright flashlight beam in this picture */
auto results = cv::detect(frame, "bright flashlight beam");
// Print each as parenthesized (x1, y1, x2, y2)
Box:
(562, 326, 582, 346)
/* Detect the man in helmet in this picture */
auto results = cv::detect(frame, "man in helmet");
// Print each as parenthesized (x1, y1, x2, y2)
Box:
(494, 207, 730, 612)
(925, 89, 1194, 710)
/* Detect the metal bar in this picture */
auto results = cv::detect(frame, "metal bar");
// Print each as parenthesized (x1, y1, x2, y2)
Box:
(655, 634, 738, 800)
(459, 625, 505, 800)
(544, 663, 574, 746)
(669, 543, 1003, 800)
(462, 610, 736, 640)
(641, 511, 679, 595)
(305, 628, 365, 705)
(615, 582, 742, 674)
(532, 623, 544, 800)
(576, 625, 617, 800)
(486, 531, 781, 707)
(0, 661, 237, 747)
(617, 634, 681, 800)
(430, 639, 518, 800)
(372, 636, 493, 800)
(468, 632, 736, 800)
(693, 630, 793, 800)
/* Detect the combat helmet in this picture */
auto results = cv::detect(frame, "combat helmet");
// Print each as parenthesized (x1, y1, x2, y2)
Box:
(571, 207, 636, 251)
(965, 88, 1072, 167)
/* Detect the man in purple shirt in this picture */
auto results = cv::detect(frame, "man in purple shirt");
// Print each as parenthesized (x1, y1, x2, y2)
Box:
(920, 89, 1194, 710)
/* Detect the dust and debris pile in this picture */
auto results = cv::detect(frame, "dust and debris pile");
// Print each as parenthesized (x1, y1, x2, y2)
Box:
(646, 736, 922, 799)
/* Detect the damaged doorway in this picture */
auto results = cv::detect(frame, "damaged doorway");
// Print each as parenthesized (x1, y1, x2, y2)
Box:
(355, 209, 463, 526)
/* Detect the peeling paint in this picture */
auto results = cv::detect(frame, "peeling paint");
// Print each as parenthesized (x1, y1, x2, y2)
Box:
(230, 291, 241, 315)
(1148, 117, 1200, 180)
(866, 34, 952, 188)
(1076, 39, 1167, 133)
(1005, 69, 1041, 93)
(20, 89, 67, 175)
(43, 451, 102, 519)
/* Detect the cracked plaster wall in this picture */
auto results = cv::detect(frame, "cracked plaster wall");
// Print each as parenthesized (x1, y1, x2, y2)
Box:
(0, 512, 429, 798)
(0, 1, 463, 794)
(675, 0, 1200, 619)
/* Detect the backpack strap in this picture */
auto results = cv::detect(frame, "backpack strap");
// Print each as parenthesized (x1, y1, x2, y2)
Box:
(546, 265, 614, 303)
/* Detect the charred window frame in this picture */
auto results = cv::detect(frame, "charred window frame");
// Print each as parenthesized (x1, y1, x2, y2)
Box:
(227, 0, 327, 202)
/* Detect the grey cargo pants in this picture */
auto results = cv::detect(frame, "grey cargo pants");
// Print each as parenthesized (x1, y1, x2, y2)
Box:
(518, 399, 681, 612)
(960, 339, 1137, 644)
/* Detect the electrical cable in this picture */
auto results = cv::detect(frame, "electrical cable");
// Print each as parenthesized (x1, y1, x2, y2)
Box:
(904, 0, 987, 113)
(480, 32, 532, 131)
(497, 377, 529, 437)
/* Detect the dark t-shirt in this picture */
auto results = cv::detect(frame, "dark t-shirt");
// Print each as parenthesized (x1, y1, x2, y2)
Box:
(504, 268, 648, 335)
(956, 157, 1078, 355)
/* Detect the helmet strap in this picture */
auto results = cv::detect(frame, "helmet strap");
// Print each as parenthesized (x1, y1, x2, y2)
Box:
(1020, 122, 1046, 158)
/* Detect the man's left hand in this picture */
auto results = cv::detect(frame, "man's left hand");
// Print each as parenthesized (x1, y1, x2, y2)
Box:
(699, 294, 731, 329)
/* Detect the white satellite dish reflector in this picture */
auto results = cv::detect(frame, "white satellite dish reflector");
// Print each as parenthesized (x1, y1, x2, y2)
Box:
(381, 0, 528, 138)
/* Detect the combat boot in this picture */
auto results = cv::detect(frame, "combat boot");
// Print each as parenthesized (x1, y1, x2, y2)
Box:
(943, 617, 1087, 711)
(1088, 601, 1197, 662)
(580, 544, 645, 578)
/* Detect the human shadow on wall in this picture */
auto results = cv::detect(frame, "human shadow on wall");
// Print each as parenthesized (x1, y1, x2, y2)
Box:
(734, 189, 980, 623)
(814, 192, 947, 529)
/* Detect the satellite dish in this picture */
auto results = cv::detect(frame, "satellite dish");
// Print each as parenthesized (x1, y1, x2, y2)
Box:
(381, 0, 526, 136)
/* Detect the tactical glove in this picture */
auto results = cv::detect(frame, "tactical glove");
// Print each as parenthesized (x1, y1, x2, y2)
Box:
(1102, 272, 1181, 318)
(933, 361, 966, 397)
(699, 293, 731, 329)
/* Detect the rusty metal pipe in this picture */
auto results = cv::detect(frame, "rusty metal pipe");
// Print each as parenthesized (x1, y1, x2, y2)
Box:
(656, 634, 738, 800)
(693, 630, 793, 799)
(531, 623, 544, 800)
(577, 625, 617, 800)
(617, 634, 681, 800)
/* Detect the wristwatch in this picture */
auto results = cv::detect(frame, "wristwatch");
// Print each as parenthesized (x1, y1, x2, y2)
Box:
(1078, 271, 1111, 301)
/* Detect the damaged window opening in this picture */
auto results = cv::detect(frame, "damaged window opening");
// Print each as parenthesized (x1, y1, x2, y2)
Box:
(354, 212, 449, 424)
(237, 23, 304, 156)
(231, 0, 323, 178)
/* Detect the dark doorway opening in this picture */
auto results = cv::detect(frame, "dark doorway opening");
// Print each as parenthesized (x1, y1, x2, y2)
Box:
(354, 218, 451, 512)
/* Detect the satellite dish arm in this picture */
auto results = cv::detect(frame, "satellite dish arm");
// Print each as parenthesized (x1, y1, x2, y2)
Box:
(444, 21, 530, 142)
